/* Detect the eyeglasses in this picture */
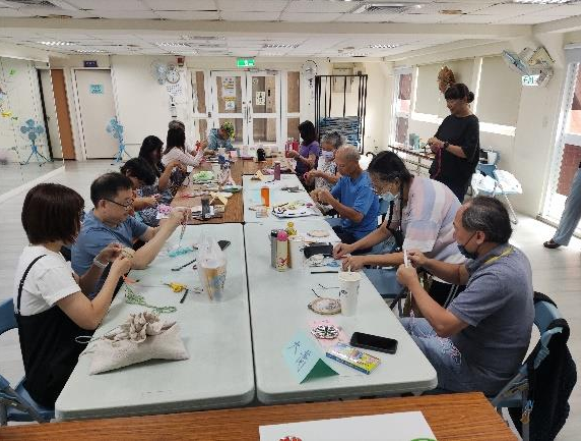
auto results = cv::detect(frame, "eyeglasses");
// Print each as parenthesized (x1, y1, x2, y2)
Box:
(105, 198, 134, 211)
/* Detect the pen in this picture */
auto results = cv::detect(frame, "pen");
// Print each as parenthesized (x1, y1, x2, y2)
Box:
(180, 288, 189, 304)
(310, 270, 339, 274)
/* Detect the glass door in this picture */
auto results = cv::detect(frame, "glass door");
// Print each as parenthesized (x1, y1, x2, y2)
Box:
(210, 71, 247, 147)
(246, 71, 280, 147)
(190, 69, 211, 144)
(542, 62, 581, 230)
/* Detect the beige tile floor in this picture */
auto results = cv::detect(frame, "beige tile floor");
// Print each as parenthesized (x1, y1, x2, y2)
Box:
(0, 160, 579, 439)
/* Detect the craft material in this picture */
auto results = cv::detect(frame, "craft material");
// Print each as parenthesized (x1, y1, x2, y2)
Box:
(274, 161, 281, 180)
(285, 221, 297, 236)
(121, 247, 135, 259)
(165, 282, 187, 293)
(256, 206, 268, 218)
(311, 324, 339, 340)
(307, 229, 330, 238)
(124, 285, 177, 314)
(339, 271, 361, 316)
(308, 298, 341, 315)
(261, 186, 270, 207)
(171, 257, 197, 271)
(201, 195, 211, 219)
(276, 230, 289, 271)
(404, 249, 410, 268)
(179, 288, 189, 304)
(168, 246, 195, 258)
(326, 342, 381, 374)
(310, 270, 339, 274)
(280, 186, 301, 193)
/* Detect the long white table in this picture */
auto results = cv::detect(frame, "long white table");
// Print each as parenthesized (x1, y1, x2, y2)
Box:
(55, 224, 254, 420)
(244, 220, 437, 404)
(243, 174, 323, 223)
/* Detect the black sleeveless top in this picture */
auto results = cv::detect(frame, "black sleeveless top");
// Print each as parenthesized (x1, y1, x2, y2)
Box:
(15, 255, 90, 408)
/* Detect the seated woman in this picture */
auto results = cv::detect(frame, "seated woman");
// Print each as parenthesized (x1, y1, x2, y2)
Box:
(119, 157, 159, 224)
(202, 121, 236, 154)
(287, 120, 320, 185)
(137, 136, 185, 226)
(304, 131, 344, 193)
(13, 183, 132, 408)
(162, 127, 203, 167)
(334, 151, 465, 305)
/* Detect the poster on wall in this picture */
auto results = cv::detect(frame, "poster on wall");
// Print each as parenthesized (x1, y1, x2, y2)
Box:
(90, 84, 104, 94)
(255, 91, 266, 106)
(224, 98, 236, 111)
(222, 76, 236, 98)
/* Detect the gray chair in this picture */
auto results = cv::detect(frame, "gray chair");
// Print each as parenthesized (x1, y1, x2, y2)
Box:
(0, 299, 54, 425)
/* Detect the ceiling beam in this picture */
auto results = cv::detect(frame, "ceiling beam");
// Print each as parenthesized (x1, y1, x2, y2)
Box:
(534, 15, 581, 34)
(0, 18, 532, 40)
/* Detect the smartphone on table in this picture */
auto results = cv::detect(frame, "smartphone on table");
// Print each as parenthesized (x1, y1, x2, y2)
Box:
(350, 332, 398, 354)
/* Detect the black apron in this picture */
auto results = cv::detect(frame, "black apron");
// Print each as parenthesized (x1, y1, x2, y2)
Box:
(15, 255, 90, 408)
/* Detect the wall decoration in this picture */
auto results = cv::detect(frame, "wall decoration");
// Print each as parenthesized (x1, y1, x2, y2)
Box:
(256, 91, 266, 106)
(437, 66, 456, 93)
(90, 84, 104, 94)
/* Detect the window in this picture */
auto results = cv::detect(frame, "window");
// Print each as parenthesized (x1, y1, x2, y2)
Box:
(390, 69, 412, 146)
(542, 62, 581, 231)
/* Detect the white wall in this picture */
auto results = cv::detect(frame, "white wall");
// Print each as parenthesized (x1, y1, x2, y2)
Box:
(0, 57, 49, 162)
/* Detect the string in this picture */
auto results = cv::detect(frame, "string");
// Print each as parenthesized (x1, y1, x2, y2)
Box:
(124, 284, 177, 314)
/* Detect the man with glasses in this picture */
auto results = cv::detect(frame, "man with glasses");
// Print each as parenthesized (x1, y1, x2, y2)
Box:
(72, 172, 188, 299)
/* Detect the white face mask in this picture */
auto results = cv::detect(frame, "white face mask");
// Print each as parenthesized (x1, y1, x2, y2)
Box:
(322, 151, 334, 161)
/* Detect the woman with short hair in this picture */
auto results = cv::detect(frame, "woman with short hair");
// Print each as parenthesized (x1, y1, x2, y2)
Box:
(305, 131, 344, 192)
(13, 183, 132, 407)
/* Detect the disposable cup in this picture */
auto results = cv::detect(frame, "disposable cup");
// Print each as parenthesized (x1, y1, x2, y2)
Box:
(339, 271, 362, 316)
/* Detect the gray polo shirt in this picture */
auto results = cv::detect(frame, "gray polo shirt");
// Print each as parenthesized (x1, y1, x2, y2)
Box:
(448, 244, 534, 393)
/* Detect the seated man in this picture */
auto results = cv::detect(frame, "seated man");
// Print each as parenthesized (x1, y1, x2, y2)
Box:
(72, 172, 188, 298)
(202, 122, 236, 154)
(312, 145, 379, 244)
(396, 196, 534, 396)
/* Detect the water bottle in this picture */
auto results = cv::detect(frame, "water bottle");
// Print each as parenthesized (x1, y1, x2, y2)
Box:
(276, 230, 289, 271)
(274, 161, 281, 181)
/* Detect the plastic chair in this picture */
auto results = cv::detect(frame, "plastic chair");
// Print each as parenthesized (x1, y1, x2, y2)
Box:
(491, 296, 565, 441)
(0, 299, 54, 425)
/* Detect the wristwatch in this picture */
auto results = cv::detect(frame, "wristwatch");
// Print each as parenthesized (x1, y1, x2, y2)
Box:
(443, 141, 450, 151)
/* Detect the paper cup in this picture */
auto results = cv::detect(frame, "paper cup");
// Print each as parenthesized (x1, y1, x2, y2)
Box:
(339, 271, 362, 316)
(211, 164, 221, 176)
(199, 264, 227, 301)
(288, 236, 304, 269)
(230, 150, 238, 159)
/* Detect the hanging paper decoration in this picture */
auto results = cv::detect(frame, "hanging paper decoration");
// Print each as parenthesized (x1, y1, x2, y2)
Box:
(106, 116, 131, 163)
(437, 66, 456, 94)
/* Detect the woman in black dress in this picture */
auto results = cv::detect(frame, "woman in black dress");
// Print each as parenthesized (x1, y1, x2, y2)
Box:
(427, 83, 480, 202)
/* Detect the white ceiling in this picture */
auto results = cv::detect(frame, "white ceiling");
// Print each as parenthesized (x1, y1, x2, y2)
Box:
(0, 0, 581, 57)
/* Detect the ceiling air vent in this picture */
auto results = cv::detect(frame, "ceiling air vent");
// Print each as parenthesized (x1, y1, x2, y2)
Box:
(3, 0, 60, 6)
(353, 3, 414, 14)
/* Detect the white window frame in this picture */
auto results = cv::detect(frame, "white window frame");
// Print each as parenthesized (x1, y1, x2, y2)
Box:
(390, 67, 413, 147)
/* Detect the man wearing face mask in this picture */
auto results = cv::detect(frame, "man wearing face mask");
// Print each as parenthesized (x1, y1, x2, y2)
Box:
(396, 196, 534, 396)
(335, 151, 464, 305)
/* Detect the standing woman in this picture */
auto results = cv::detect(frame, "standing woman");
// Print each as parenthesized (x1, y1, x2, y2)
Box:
(13, 183, 131, 407)
(428, 83, 480, 202)
(288, 120, 320, 183)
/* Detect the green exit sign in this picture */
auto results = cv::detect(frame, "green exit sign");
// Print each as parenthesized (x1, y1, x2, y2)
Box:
(237, 58, 255, 68)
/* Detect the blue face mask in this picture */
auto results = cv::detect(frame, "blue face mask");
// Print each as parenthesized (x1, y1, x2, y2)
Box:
(457, 232, 479, 260)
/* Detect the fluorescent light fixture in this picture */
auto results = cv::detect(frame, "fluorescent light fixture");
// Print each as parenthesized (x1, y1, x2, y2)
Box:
(156, 42, 192, 48)
(369, 44, 399, 49)
(263, 43, 299, 49)
(74, 49, 106, 53)
(38, 41, 74, 46)
(513, 0, 571, 3)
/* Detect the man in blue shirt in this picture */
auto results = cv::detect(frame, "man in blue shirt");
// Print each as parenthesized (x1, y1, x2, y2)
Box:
(312, 145, 379, 244)
(202, 122, 237, 153)
(72, 173, 189, 298)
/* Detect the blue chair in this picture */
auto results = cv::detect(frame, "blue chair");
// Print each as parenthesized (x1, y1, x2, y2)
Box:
(491, 295, 566, 441)
(0, 299, 54, 425)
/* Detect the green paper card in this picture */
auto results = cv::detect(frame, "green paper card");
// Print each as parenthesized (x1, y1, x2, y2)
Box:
(283, 331, 338, 383)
